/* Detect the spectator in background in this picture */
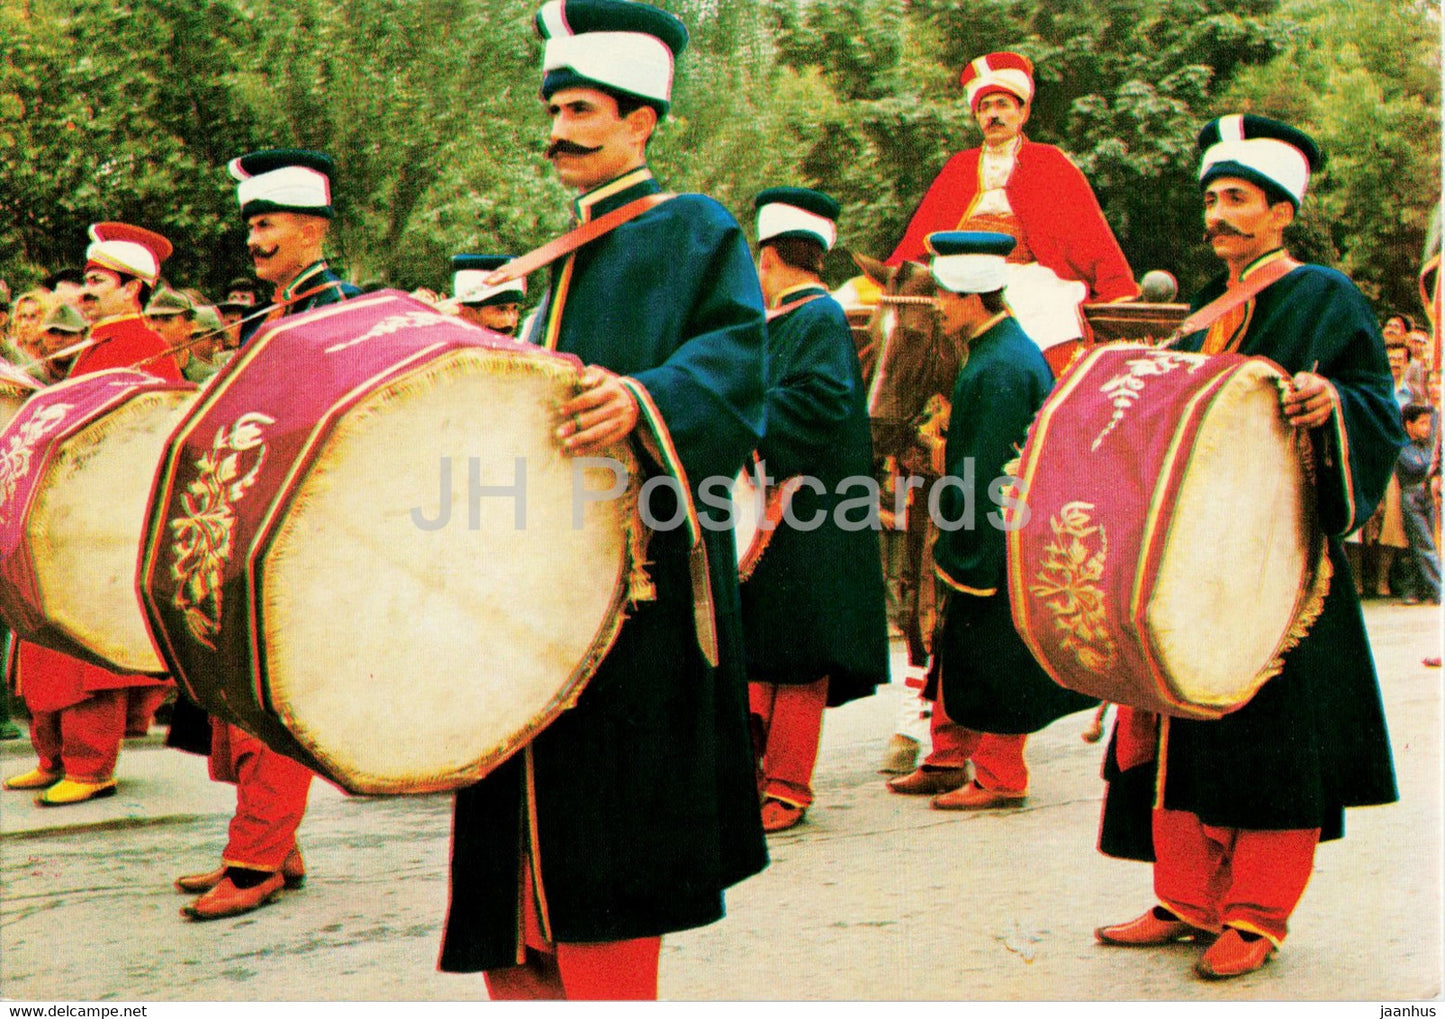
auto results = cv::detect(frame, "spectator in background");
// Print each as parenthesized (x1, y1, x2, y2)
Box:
(1405, 328, 1432, 403)
(36, 302, 89, 378)
(43, 268, 87, 310)
(1382, 313, 1412, 346)
(219, 276, 263, 346)
(6, 290, 57, 377)
(1397, 403, 1441, 605)
(184, 305, 232, 383)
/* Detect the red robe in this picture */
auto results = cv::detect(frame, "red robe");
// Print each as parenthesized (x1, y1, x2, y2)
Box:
(12, 313, 181, 711)
(886, 137, 1137, 303)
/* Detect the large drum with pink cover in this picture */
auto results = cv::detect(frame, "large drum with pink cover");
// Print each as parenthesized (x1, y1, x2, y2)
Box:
(139, 292, 644, 795)
(1006, 344, 1329, 720)
(0, 360, 42, 431)
(0, 369, 196, 673)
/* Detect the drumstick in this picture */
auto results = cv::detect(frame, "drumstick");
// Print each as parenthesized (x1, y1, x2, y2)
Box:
(1082, 701, 1111, 743)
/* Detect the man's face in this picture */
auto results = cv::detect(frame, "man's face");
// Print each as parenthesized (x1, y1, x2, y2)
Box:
(1388, 346, 1408, 382)
(934, 289, 975, 338)
(147, 313, 192, 347)
(218, 307, 244, 349)
(1383, 317, 1407, 342)
(974, 91, 1027, 146)
(12, 298, 45, 342)
(1202, 177, 1292, 270)
(246, 212, 319, 286)
(81, 268, 138, 322)
(226, 289, 257, 308)
(545, 87, 651, 191)
(1407, 330, 1429, 361)
(475, 302, 521, 336)
(1406, 413, 1433, 443)
(40, 327, 77, 357)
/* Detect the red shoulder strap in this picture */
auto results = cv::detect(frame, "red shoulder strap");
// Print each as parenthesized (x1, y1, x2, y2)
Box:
(483, 193, 676, 287)
(1169, 256, 1301, 344)
(766, 293, 826, 322)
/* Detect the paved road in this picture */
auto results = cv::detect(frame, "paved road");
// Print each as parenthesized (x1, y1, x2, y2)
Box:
(1, 602, 1440, 1002)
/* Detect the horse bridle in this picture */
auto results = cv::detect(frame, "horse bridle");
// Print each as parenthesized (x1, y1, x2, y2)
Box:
(875, 294, 939, 306)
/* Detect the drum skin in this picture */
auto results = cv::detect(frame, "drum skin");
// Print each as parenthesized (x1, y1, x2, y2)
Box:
(0, 369, 195, 674)
(140, 292, 643, 795)
(1007, 344, 1329, 720)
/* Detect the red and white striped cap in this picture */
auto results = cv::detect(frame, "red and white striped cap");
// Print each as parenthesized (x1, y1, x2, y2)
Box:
(85, 222, 172, 286)
(960, 51, 1034, 111)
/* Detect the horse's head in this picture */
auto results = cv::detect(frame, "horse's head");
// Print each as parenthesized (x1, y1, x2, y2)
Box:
(854, 253, 964, 463)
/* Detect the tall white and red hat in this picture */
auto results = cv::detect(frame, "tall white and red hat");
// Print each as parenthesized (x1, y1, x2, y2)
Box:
(84, 222, 172, 287)
(1197, 114, 1321, 210)
(535, 0, 689, 115)
(960, 51, 1035, 111)
(228, 149, 335, 221)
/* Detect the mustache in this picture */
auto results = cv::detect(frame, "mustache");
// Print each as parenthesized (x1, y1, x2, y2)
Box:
(1204, 222, 1253, 242)
(546, 138, 603, 159)
(249, 245, 278, 260)
(985, 118, 1004, 128)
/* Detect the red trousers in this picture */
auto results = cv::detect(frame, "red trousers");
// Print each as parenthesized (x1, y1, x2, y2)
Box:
(1153, 807, 1319, 946)
(210, 722, 313, 872)
(483, 835, 661, 1000)
(921, 699, 1029, 793)
(29, 690, 128, 782)
(749, 677, 829, 808)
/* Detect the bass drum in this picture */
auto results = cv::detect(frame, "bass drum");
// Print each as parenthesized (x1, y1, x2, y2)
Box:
(141, 292, 646, 795)
(1007, 344, 1329, 720)
(0, 369, 195, 674)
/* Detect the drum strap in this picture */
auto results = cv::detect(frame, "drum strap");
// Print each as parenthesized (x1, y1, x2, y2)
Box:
(1165, 255, 1301, 345)
(481, 193, 677, 287)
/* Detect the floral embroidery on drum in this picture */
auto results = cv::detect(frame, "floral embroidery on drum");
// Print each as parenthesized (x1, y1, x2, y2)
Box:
(1029, 501, 1117, 673)
(1090, 351, 1207, 452)
(0, 404, 74, 526)
(169, 411, 276, 648)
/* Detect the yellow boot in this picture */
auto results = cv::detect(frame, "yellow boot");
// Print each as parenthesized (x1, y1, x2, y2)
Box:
(35, 777, 117, 806)
(4, 767, 62, 791)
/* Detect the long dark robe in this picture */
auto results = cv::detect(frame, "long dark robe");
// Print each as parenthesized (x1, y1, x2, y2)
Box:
(928, 314, 1097, 732)
(739, 285, 888, 706)
(1100, 257, 1404, 861)
(440, 167, 768, 970)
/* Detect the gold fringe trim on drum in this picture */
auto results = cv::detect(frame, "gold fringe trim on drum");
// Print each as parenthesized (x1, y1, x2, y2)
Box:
(621, 482, 655, 604)
(1255, 532, 1333, 692)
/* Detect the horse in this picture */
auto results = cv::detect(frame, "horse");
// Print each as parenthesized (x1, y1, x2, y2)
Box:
(848, 254, 966, 668)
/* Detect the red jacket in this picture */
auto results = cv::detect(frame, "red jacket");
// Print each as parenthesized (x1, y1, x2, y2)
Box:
(887, 138, 1138, 302)
(11, 312, 178, 710)
(69, 313, 183, 380)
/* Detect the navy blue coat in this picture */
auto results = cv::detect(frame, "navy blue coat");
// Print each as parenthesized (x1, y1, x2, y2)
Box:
(1101, 257, 1403, 858)
(440, 167, 768, 970)
(927, 313, 1097, 732)
(740, 285, 889, 706)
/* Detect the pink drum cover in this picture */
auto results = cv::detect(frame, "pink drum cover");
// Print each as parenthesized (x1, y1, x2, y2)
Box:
(0, 369, 194, 669)
(139, 291, 631, 792)
(1006, 344, 1327, 720)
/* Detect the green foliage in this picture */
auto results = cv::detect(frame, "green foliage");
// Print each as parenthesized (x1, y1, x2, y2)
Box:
(0, 0, 1438, 318)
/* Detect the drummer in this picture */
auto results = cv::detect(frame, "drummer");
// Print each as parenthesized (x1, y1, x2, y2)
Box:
(171, 149, 358, 922)
(2, 222, 179, 807)
(450, 254, 526, 336)
(885, 232, 1097, 811)
(437, 0, 767, 1000)
(1094, 115, 1403, 980)
(741, 187, 889, 833)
